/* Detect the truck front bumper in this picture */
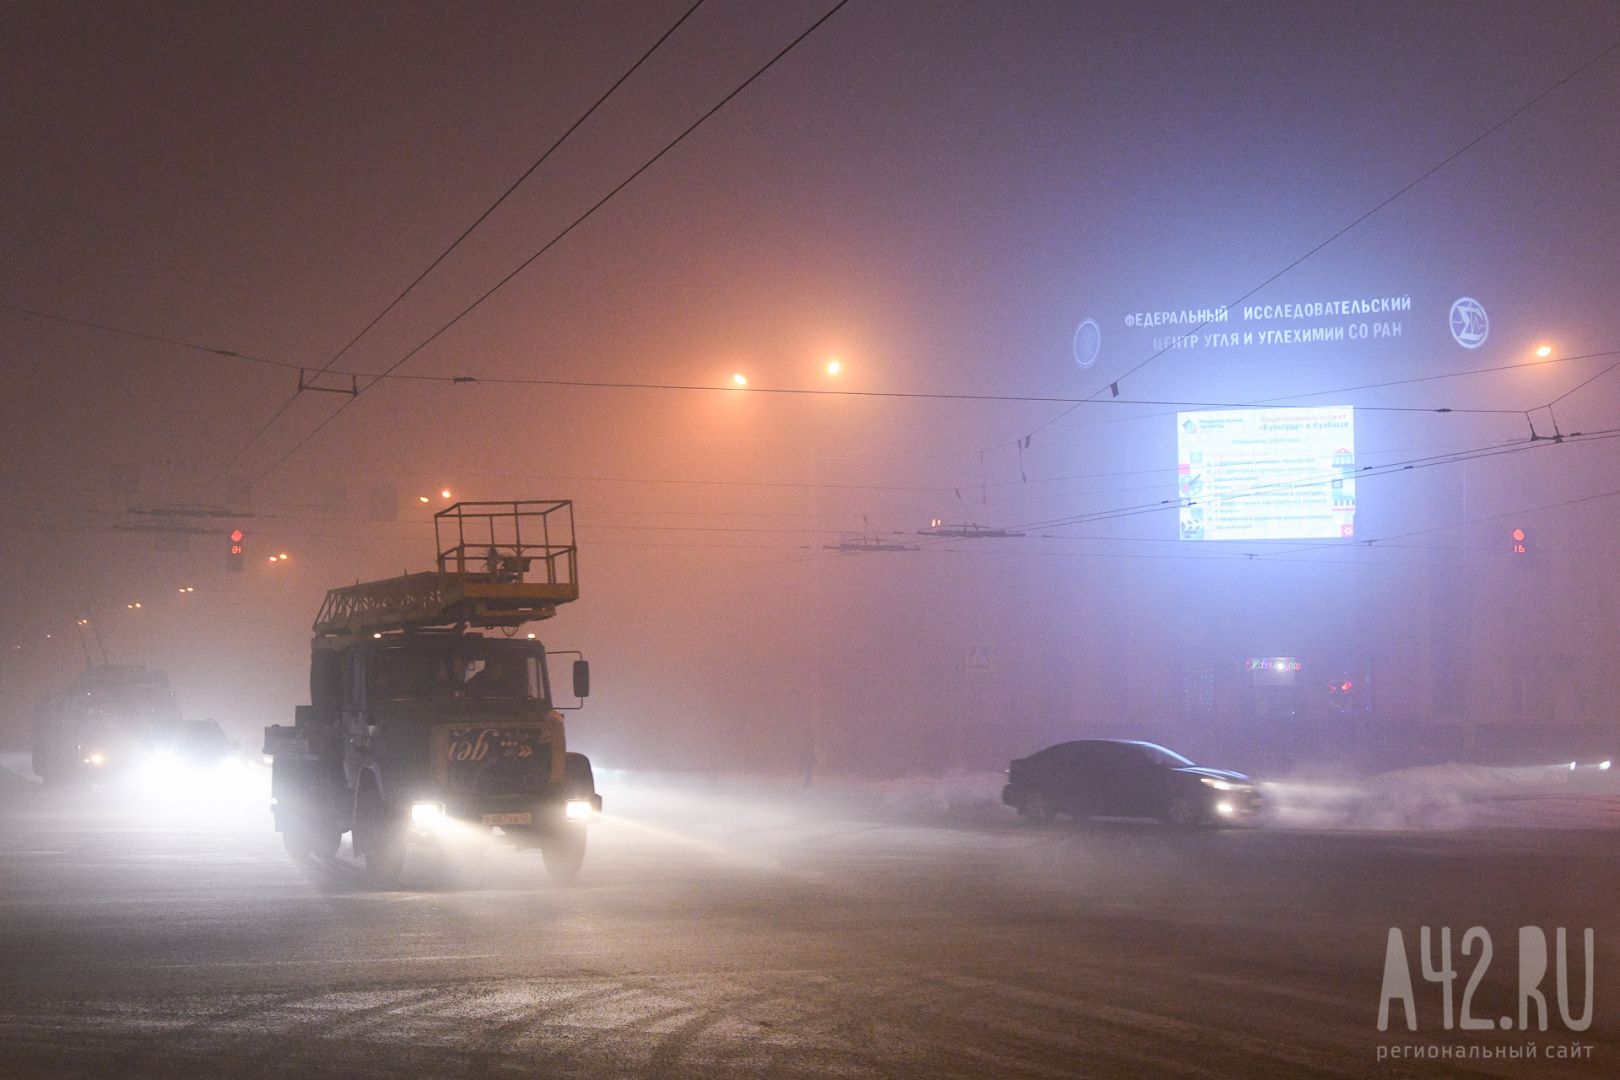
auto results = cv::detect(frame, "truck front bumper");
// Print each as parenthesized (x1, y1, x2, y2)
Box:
(409, 792, 602, 835)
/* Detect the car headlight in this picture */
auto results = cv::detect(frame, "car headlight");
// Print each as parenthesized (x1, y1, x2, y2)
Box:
(410, 801, 447, 826)
(1214, 801, 1235, 816)
(565, 799, 594, 821)
(1201, 777, 1242, 791)
(84, 752, 108, 766)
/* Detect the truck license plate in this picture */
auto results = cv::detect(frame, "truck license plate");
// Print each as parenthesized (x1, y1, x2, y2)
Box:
(483, 812, 532, 826)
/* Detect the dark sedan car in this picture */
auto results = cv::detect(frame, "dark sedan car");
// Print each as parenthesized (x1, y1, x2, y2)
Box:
(1002, 739, 1263, 826)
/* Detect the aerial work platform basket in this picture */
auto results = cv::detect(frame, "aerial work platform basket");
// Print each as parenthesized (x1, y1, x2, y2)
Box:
(313, 500, 578, 637)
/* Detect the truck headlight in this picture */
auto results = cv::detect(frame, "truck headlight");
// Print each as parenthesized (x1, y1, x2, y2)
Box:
(410, 801, 446, 826)
(565, 799, 594, 821)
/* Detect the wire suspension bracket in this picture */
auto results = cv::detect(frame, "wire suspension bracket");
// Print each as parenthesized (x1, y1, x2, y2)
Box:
(298, 369, 360, 396)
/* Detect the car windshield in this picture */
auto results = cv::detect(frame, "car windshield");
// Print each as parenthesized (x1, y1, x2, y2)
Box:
(1133, 743, 1195, 768)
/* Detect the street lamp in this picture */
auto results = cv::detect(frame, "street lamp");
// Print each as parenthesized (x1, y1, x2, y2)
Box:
(825, 358, 842, 377)
(1535, 344, 1553, 358)
(731, 373, 748, 387)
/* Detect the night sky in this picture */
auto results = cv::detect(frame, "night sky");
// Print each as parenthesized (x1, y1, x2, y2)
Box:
(4, 0, 1619, 774)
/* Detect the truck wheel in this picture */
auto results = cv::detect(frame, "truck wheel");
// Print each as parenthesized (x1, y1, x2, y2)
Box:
(540, 827, 586, 883)
(354, 780, 405, 889)
(282, 823, 341, 862)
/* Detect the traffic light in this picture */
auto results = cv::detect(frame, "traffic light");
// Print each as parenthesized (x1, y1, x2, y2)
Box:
(1327, 675, 1362, 716)
(1510, 526, 1532, 561)
(226, 528, 245, 572)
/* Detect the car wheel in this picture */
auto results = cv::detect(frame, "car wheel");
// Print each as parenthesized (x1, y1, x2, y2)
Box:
(1020, 790, 1055, 823)
(1162, 793, 1208, 828)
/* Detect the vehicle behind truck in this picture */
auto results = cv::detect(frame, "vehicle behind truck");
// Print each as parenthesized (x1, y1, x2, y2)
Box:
(32, 666, 182, 785)
(264, 500, 599, 886)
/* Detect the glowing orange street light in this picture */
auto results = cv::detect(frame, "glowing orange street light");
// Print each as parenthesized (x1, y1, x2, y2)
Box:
(1535, 344, 1553, 358)
(417, 495, 431, 503)
(825, 358, 842, 376)
(732, 373, 748, 387)
(440, 489, 452, 500)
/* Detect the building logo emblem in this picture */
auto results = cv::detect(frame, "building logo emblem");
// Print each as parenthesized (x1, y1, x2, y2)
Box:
(1449, 297, 1489, 349)
(1073, 317, 1101, 367)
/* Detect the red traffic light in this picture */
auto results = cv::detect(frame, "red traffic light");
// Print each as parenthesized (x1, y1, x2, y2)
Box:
(1511, 527, 1529, 555)
(230, 529, 243, 543)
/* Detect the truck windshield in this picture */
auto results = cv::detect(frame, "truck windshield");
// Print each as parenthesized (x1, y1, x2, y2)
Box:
(367, 645, 544, 703)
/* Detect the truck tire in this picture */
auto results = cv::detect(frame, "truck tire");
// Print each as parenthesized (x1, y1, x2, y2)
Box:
(353, 777, 405, 889)
(540, 752, 594, 882)
(540, 827, 586, 882)
(281, 821, 341, 862)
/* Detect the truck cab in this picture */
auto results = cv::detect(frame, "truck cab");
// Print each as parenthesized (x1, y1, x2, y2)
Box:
(265, 500, 598, 886)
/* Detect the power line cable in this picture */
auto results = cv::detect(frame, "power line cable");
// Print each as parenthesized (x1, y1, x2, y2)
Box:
(1250, 477, 1620, 561)
(276, 372, 1527, 414)
(1024, 430, 1620, 535)
(251, 0, 856, 485)
(1006, 35, 1620, 448)
(886, 427, 1620, 564)
(210, 0, 709, 481)
(6, 295, 1610, 420)
(0, 302, 280, 365)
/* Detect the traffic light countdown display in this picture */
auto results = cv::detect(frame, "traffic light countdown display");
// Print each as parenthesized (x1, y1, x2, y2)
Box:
(227, 528, 245, 571)
(1510, 527, 1534, 566)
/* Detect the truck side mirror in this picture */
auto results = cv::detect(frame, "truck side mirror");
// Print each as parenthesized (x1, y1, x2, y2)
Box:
(572, 659, 590, 699)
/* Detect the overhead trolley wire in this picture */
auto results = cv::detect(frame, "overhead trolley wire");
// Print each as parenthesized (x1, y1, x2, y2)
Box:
(249, 0, 857, 486)
(6, 294, 1615, 421)
(1001, 35, 1620, 449)
(208, 0, 710, 482)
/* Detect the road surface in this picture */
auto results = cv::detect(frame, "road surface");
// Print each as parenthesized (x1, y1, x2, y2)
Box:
(0, 773, 1614, 1078)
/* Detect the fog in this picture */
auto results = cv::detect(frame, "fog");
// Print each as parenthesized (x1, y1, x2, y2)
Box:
(4, 0, 1620, 789)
